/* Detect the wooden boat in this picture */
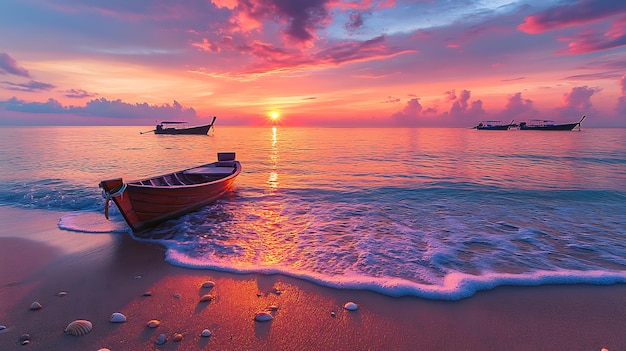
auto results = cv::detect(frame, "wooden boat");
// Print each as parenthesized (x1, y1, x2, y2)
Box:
(519, 116, 585, 131)
(99, 152, 241, 232)
(473, 120, 515, 130)
(142, 116, 217, 135)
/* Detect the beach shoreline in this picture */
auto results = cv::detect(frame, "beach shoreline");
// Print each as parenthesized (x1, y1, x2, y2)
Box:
(0, 206, 625, 351)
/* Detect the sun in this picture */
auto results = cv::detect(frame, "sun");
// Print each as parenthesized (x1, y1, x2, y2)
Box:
(269, 111, 280, 121)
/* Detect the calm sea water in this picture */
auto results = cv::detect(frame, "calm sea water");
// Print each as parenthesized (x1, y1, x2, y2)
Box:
(1, 126, 625, 300)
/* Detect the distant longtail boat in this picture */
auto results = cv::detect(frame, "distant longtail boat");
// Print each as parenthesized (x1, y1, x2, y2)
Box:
(140, 116, 217, 135)
(519, 116, 586, 131)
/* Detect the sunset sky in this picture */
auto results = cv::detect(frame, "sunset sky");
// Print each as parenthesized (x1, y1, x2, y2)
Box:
(1, 0, 625, 127)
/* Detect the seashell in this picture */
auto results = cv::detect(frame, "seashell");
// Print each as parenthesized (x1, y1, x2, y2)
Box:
(156, 333, 167, 345)
(254, 311, 274, 322)
(173, 333, 183, 342)
(343, 302, 358, 311)
(147, 319, 161, 328)
(110, 312, 127, 323)
(18, 334, 30, 342)
(201, 329, 212, 337)
(64, 319, 93, 336)
(22, 340, 30, 345)
(0, 325, 7, 331)
(29, 302, 42, 310)
(201, 280, 216, 288)
(57, 291, 68, 297)
(142, 291, 152, 296)
(199, 294, 214, 302)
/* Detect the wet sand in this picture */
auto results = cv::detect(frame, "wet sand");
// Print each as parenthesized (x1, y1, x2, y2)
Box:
(0, 206, 625, 350)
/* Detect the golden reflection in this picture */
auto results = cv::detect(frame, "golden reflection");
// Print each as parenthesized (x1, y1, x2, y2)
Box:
(268, 127, 279, 190)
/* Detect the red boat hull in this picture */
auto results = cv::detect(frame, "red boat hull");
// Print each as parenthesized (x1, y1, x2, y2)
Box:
(100, 154, 241, 232)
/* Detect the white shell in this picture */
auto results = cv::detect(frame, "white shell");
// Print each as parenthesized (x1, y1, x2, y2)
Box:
(0, 325, 7, 331)
(201, 280, 215, 288)
(343, 302, 358, 311)
(64, 319, 93, 336)
(57, 291, 68, 297)
(29, 302, 42, 310)
(110, 312, 127, 323)
(147, 319, 161, 328)
(254, 311, 274, 322)
(156, 333, 167, 345)
(201, 329, 212, 337)
(199, 294, 214, 302)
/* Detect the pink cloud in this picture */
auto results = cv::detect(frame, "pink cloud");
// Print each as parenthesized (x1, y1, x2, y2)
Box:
(0, 53, 30, 78)
(240, 35, 414, 75)
(495, 93, 539, 120)
(518, 0, 626, 34)
(558, 17, 626, 54)
(555, 85, 600, 119)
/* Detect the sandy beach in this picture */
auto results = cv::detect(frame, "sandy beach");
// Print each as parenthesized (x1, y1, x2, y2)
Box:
(1, 206, 625, 351)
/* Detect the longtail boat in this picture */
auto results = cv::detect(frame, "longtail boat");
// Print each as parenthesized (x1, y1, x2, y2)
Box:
(100, 152, 241, 232)
(473, 120, 515, 130)
(519, 115, 585, 131)
(141, 116, 217, 135)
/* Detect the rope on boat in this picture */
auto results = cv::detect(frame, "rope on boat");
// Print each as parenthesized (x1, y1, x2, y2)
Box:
(102, 183, 127, 220)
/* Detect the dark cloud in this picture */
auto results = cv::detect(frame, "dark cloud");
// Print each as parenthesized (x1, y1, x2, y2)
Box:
(65, 88, 98, 98)
(2, 80, 55, 92)
(518, 0, 626, 34)
(1, 97, 197, 119)
(0, 53, 31, 78)
(345, 11, 369, 35)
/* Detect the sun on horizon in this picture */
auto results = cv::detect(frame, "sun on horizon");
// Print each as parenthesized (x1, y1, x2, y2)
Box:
(269, 111, 280, 122)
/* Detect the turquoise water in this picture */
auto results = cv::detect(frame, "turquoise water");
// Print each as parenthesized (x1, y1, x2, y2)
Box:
(1, 126, 625, 299)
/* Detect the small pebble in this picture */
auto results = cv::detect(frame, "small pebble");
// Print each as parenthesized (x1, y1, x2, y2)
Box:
(201, 280, 216, 288)
(254, 311, 274, 322)
(110, 312, 127, 323)
(173, 333, 183, 342)
(0, 325, 7, 331)
(173, 293, 182, 299)
(57, 291, 68, 297)
(134, 275, 142, 279)
(97, 349, 111, 351)
(268, 305, 279, 311)
(147, 319, 161, 328)
(18, 334, 30, 342)
(29, 302, 42, 310)
(156, 334, 167, 345)
(330, 311, 336, 317)
(22, 340, 30, 346)
(343, 302, 358, 311)
(142, 291, 152, 297)
(199, 294, 214, 302)
(201, 329, 212, 337)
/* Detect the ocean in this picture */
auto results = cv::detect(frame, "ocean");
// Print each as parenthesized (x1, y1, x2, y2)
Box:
(1, 126, 625, 300)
